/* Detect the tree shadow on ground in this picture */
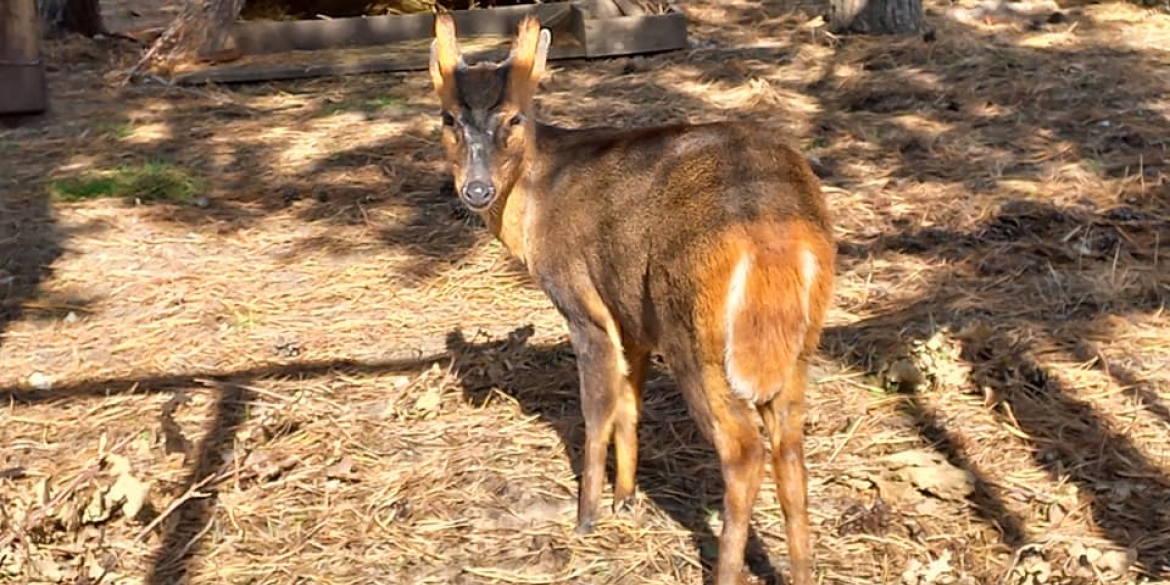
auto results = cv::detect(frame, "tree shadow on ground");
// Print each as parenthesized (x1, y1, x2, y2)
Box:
(786, 7, 1170, 576)
(0, 352, 451, 584)
(822, 197, 1170, 577)
(0, 193, 76, 351)
(143, 382, 252, 585)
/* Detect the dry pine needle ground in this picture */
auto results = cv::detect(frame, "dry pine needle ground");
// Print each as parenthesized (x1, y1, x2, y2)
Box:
(2, 0, 1170, 583)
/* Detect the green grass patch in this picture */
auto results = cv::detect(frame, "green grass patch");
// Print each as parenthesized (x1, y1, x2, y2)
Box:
(803, 136, 830, 151)
(49, 161, 203, 204)
(93, 119, 134, 140)
(320, 95, 406, 116)
(366, 95, 404, 109)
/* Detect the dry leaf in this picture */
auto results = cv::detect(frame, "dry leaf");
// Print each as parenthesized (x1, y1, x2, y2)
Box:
(107, 470, 151, 520)
(29, 555, 66, 582)
(105, 454, 151, 520)
(81, 454, 152, 524)
(1044, 501, 1067, 526)
(413, 388, 442, 415)
(902, 550, 963, 585)
(324, 455, 361, 482)
(246, 451, 301, 483)
(82, 486, 114, 525)
(831, 474, 875, 492)
(902, 558, 924, 585)
(1009, 547, 1053, 585)
(923, 550, 956, 582)
(1095, 548, 1137, 576)
(883, 449, 976, 502)
(1069, 541, 1100, 565)
(1070, 542, 1136, 579)
(1, 549, 24, 577)
(872, 476, 922, 506)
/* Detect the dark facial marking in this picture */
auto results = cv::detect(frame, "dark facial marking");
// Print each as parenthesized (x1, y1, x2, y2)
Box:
(455, 64, 511, 112)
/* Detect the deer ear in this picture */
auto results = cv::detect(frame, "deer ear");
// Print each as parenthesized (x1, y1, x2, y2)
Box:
(429, 13, 464, 104)
(507, 16, 552, 105)
(531, 28, 552, 81)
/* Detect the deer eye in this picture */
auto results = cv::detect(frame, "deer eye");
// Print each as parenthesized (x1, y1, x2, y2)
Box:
(507, 113, 524, 127)
(441, 111, 456, 127)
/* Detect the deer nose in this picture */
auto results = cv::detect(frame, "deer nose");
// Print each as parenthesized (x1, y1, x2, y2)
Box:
(462, 181, 495, 208)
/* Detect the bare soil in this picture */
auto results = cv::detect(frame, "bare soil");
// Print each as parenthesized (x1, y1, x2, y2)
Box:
(2, 0, 1169, 584)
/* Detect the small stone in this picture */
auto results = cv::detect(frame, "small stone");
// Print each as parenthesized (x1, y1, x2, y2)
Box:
(27, 372, 52, 390)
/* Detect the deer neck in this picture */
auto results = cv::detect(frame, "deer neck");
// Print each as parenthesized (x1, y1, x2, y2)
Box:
(479, 123, 567, 268)
(483, 179, 531, 265)
(481, 151, 542, 267)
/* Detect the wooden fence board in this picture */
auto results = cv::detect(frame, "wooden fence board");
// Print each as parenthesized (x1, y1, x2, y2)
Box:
(173, 1, 687, 85)
(228, 3, 580, 55)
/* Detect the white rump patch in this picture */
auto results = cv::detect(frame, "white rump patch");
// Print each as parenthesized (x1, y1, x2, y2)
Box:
(723, 246, 820, 403)
(799, 248, 818, 326)
(724, 252, 756, 402)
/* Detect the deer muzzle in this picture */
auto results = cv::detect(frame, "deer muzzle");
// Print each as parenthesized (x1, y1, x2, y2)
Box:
(461, 140, 497, 210)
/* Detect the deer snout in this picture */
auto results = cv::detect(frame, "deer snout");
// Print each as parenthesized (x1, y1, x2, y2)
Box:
(462, 180, 496, 209)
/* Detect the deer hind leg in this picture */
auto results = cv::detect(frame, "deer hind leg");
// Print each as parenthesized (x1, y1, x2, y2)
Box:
(613, 343, 650, 513)
(675, 361, 767, 585)
(757, 375, 813, 585)
(724, 227, 827, 585)
(566, 318, 629, 535)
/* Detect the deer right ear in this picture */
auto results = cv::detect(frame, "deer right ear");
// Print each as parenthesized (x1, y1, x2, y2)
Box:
(429, 13, 464, 104)
(507, 16, 553, 106)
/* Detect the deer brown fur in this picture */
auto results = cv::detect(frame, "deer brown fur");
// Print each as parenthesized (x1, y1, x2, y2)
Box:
(429, 14, 835, 585)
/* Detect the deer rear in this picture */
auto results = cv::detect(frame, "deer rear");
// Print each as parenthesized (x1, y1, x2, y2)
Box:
(429, 14, 835, 585)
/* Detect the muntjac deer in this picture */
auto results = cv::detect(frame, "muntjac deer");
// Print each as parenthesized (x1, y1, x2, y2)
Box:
(428, 14, 835, 585)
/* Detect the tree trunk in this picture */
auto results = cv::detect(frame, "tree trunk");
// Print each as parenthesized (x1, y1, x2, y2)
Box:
(828, 0, 923, 35)
(133, 0, 246, 76)
(37, 0, 107, 37)
(2, 0, 49, 115)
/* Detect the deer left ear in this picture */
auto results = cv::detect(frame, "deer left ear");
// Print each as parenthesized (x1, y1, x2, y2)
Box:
(507, 16, 552, 106)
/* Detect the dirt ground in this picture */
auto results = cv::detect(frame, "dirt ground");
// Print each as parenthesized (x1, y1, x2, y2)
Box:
(2, 0, 1169, 584)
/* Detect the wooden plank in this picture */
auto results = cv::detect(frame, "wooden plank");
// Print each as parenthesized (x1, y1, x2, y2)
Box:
(581, 11, 688, 58)
(228, 3, 580, 56)
(172, 2, 688, 85)
(0, 0, 49, 115)
(173, 42, 593, 85)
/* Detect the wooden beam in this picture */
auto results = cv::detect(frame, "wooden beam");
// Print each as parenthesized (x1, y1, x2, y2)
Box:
(171, 2, 688, 85)
(0, 0, 49, 115)
(581, 11, 687, 58)
(227, 3, 580, 56)
(172, 42, 591, 85)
